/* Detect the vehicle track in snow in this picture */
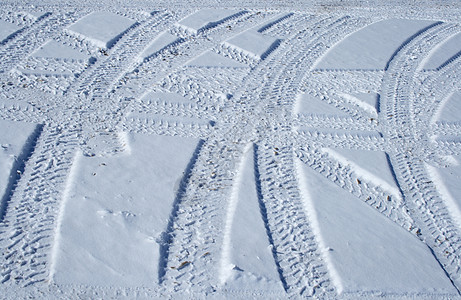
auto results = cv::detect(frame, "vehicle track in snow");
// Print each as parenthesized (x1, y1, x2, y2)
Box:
(380, 21, 461, 292)
(1, 4, 461, 299)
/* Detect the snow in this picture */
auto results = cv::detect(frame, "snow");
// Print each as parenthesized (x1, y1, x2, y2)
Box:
(222, 30, 280, 60)
(220, 144, 284, 293)
(0, 20, 21, 43)
(426, 157, 461, 230)
(0, 120, 38, 219)
(66, 12, 137, 49)
(421, 32, 461, 70)
(297, 159, 458, 296)
(138, 31, 181, 61)
(31, 40, 90, 61)
(186, 50, 247, 68)
(294, 93, 349, 116)
(433, 91, 461, 123)
(314, 19, 437, 70)
(177, 8, 243, 34)
(322, 148, 401, 199)
(51, 133, 201, 286)
(1, 3, 461, 299)
(339, 92, 380, 116)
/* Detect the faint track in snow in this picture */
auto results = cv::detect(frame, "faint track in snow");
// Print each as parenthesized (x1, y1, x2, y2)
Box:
(380, 21, 461, 293)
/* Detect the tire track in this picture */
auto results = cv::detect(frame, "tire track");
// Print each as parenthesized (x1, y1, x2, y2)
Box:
(0, 125, 78, 287)
(0, 10, 85, 80)
(380, 21, 461, 292)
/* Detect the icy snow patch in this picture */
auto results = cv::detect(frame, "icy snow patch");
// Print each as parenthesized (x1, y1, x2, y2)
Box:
(66, 11, 136, 49)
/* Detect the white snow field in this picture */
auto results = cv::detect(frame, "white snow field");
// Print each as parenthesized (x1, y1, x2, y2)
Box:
(1, 1, 461, 299)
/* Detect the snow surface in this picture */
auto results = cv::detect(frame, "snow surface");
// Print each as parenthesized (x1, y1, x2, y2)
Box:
(138, 31, 181, 61)
(421, 32, 461, 70)
(177, 8, 243, 34)
(66, 12, 137, 49)
(1, 3, 461, 299)
(297, 160, 457, 296)
(434, 91, 461, 123)
(0, 20, 21, 43)
(223, 30, 280, 60)
(314, 19, 437, 70)
(51, 133, 200, 286)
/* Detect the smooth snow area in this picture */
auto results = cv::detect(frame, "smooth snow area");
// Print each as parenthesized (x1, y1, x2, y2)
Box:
(296, 160, 457, 296)
(433, 91, 461, 123)
(314, 19, 436, 70)
(51, 133, 200, 286)
(223, 30, 280, 60)
(177, 9, 243, 34)
(220, 144, 284, 294)
(322, 148, 401, 199)
(421, 32, 461, 70)
(186, 50, 247, 68)
(0, 20, 21, 43)
(0, 120, 38, 218)
(339, 92, 379, 116)
(138, 31, 181, 61)
(294, 93, 349, 117)
(427, 157, 461, 230)
(31, 40, 90, 61)
(66, 12, 136, 49)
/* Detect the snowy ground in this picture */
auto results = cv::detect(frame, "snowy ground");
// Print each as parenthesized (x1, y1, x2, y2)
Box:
(1, 1, 461, 299)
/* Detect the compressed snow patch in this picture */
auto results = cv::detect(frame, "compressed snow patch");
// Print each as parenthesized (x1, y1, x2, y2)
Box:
(66, 12, 137, 49)
(314, 19, 437, 70)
